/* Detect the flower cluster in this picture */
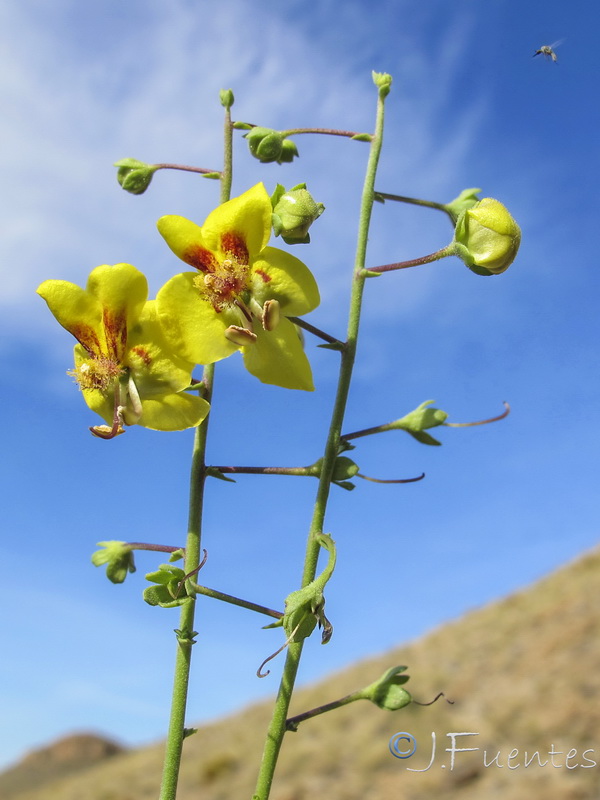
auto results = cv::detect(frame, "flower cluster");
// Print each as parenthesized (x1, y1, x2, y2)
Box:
(38, 183, 321, 437)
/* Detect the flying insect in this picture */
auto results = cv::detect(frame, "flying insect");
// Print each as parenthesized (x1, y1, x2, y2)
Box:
(533, 40, 563, 62)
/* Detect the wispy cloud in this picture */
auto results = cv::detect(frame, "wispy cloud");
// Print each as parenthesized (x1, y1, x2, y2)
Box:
(2, 0, 485, 351)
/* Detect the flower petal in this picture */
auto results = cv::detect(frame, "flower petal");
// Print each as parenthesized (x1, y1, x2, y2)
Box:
(37, 280, 104, 354)
(126, 301, 195, 394)
(201, 183, 271, 258)
(86, 264, 148, 327)
(139, 391, 210, 431)
(156, 273, 238, 365)
(251, 247, 320, 316)
(157, 216, 217, 272)
(242, 317, 314, 391)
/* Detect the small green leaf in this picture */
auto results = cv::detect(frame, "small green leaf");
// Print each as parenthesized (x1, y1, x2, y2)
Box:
(333, 480, 356, 491)
(206, 467, 236, 483)
(317, 341, 346, 352)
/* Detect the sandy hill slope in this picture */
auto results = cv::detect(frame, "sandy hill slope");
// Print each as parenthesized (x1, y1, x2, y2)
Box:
(3, 547, 599, 800)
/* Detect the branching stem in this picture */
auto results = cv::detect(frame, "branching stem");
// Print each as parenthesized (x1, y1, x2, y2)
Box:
(252, 82, 389, 800)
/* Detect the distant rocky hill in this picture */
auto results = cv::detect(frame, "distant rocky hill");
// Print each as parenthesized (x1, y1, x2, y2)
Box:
(0, 733, 124, 797)
(2, 546, 599, 800)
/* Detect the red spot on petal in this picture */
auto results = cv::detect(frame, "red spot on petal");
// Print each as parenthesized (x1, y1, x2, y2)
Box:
(70, 324, 101, 355)
(183, 245, 219, 273)
(103, 309, 127, 360)
(221, 232, 249, 263)
(255, 268, 271, 283)
(131, 346, 152, 366)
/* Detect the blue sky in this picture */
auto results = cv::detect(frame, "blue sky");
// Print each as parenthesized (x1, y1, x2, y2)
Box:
(1, 0, 599, 770)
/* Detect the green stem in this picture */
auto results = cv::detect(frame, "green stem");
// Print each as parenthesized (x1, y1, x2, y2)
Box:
(364, 244, 454, 275)
(211, 465, 317, 477)
(280, 127, 370, 139)
(376, 190, 453, 221)
(158, 98, 234, 800)
(188, 582, 283, 619)
(155, 163, 222, 177)
(158, 381, 213, 800)
(287, 315, 344, 347)
(252, 83, 389, 800)
(285, 691, 362, 732)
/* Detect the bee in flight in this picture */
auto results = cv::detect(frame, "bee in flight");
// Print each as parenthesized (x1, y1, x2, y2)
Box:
(533, 40, 563, 62)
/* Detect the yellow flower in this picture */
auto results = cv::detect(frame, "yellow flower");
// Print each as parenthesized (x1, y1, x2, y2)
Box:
(156, 183, 320, 391)
(38, 263, 209, 438)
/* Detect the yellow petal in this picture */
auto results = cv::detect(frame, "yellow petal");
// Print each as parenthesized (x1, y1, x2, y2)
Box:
(251, 247, 320, 316)
(157, 216, 218, 271)
(156, 273, 238, 365)
(242, 317, 314, 391)
(126, 300, 195, 393)
(202, 183, 272, 258)
(37, 279, 104, 354)
(139, 391, 210, 431)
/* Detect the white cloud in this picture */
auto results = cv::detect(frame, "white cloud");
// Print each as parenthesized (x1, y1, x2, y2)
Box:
(1, 0, 486, 353)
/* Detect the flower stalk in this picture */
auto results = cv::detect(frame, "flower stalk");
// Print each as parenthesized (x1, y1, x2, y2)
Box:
(157, 96, 235, 800)
(252, 73, 391, 800)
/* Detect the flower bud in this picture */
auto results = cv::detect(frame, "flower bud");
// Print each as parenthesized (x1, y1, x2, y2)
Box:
(114, 158, 158, 195)
(453, 198, 521, 275)
(271, 183, 325, 244)
(219, 88, 234, 109)
(372, 71, 393, 98)
(245, 127, 282, 161)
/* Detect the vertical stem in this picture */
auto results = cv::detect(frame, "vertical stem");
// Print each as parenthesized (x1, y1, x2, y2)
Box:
(158, 97, 234, 800)
(252, 85, 388, 800)
(158, 392, 212, 800)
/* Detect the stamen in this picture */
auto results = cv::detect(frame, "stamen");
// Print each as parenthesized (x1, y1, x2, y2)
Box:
(224, 326, 258, 346)
(262, 299, 281, 331)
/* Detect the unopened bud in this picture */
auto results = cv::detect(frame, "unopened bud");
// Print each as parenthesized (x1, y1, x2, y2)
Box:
(114, 158, 158, 195)
(372, 71, 393, 98)
(245, 128, 286, 163)
(271, 183, 325, 244)
(219, 88, 234, 109)
(453, 198, 521, 275)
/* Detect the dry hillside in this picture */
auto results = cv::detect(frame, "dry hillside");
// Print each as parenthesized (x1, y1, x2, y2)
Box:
(2, 547, 599, 800)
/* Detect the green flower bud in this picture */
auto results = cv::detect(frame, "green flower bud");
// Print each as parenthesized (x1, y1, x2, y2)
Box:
(219, 88, 234, 109)
(358, 666, 412, 711)
(372, 71, 393, 98)
(271, 183, 325, 244)
(443, 188, 482, 223)
(114, 158, 158, 195)
(245, 128, 298, 164)
(91, 541, 136, 584)
(453, 198, 521, 275)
